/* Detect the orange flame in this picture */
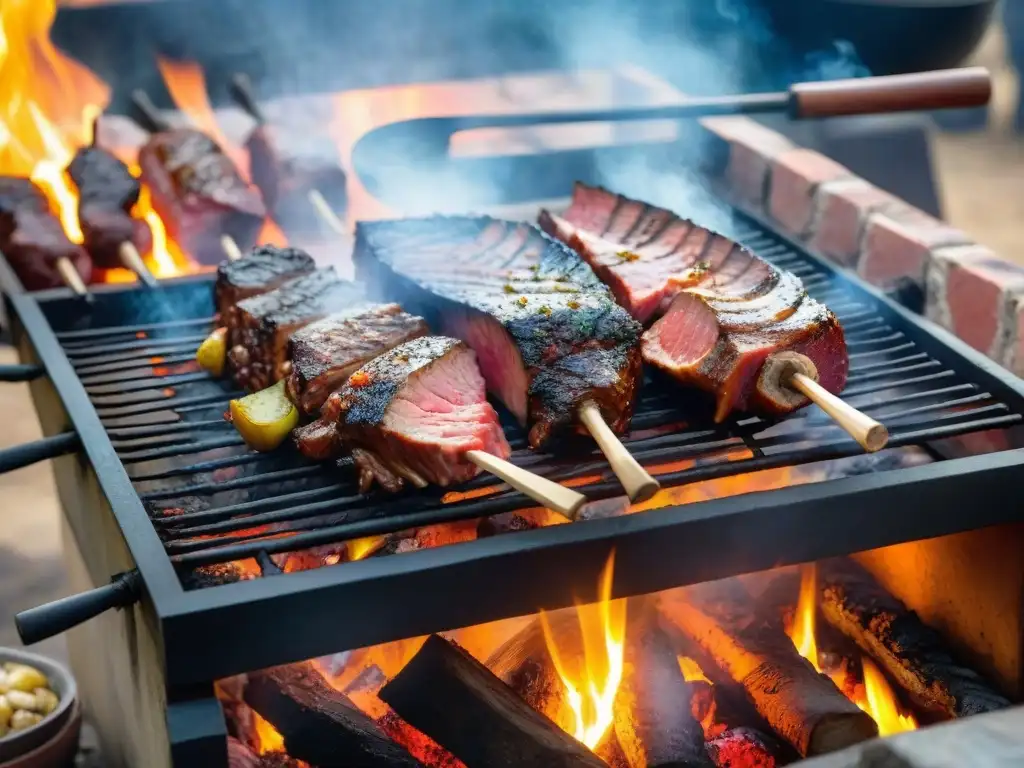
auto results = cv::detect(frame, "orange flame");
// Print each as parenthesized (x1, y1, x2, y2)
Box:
(348, 535, 387, 561)
(857, 658, 917, 736)
(789, 563, 821, 673)
(252, 710, 285, 754)
(677, 656, 711, 684)
(540, 552, 626, 750)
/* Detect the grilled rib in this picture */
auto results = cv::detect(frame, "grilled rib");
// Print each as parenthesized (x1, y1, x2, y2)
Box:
(67, 146, 152, 270)
(307, 336, 511, 493)
(138, 128, 266, 264)
(541, 183, 848, 421)
(354, 217, 643, 449)
(0, 177, 93, 291)
(286, 304, 429, 416)
(230, 268, 364, 390)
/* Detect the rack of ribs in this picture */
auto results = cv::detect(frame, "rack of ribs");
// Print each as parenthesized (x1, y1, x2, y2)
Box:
(541, 183, 849, 422)
(353, 217, 644, 450)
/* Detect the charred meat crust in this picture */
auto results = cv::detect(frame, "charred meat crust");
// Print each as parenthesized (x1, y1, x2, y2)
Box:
(353, 217, 643, 448)
(214, 244, 316, 320)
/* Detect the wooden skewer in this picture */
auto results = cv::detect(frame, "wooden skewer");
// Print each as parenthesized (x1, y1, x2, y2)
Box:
(221, 235, 244, 262)
(117, 242, 159, 288)
(308, 189, 347, 236)
(465, 449, 586, 521)
(578, 401, 660, 503)
(789, 372, 889, 453)
(55, 257, 93, 303)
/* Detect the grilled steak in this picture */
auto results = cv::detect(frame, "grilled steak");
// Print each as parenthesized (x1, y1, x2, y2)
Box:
(230, 268, 363, 390)
(302, 336, 511, 492)
(215, 245, 316, 328)
(0, 177, 93, 291)
(541, 184, 848, 420)
(354, 217, 643, 449)
(138, 128, 266, 265)
(67, 146, 152, 269)
(286, 303, 429, 416)
(246, 125, 348, 238)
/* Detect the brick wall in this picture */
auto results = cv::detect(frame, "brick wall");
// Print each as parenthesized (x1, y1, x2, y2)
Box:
(701, 115, 1024, 379)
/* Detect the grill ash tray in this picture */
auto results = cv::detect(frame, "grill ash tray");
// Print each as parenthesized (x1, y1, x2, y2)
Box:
(9, 214, 1024, 684)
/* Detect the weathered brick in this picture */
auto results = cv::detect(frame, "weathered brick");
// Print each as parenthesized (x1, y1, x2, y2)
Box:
(1001, 293, 1024, 378)
(926, 245, 1024, 359)
(700, 116, 795, 210)
(767, 148, 853, 238)
(806, 178, 900, 267)
(858, 204, 972, 289)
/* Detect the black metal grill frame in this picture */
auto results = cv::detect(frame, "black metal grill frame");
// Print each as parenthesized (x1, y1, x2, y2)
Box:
(7, 212, 1024, 689)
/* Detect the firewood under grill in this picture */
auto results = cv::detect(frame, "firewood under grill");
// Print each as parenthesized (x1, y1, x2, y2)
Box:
(818, 559, 1012, 720)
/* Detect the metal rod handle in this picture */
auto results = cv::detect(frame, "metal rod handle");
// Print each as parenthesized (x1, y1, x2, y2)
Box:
(0, 431, 80, 474)
(0, 363, 44, 382)
(16, 571, 142, 646)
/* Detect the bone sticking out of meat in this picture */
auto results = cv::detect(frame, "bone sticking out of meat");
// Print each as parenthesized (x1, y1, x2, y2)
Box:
(314, 335, 585, 518)
(658, 579, 878, 758)
(66, 143, 156, 286)
(230, 267, 363, 391)
(229, 73, 349, 239)
(286, 304, 429, 416)
(244, 662, 421, 768)
(819, 559, 1012, 719)
(379, 634, 608, 768)
(544, 184, 886, 450)
(0, 176, 93, 298)
(353, 217, 658, 501)
(130, 89, 267, 266)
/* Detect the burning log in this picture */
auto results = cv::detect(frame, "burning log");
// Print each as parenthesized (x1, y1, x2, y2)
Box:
(227, 737, 303, 768)
(244, 662, 421, 767)
(819, 559, 1012, 719)
(705, 728, 784, 768)
(379, 634, 608, 768)
(658, 580, 878, 758)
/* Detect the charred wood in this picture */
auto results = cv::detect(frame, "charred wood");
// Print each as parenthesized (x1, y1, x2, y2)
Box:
(244, 662, 421, 767)
(819, 559, 1012, 719)
(380, 634, 607, 768)
(227, 737, 303, 768)
(658, 581, 877, 757)
(705, 728, 785, 768)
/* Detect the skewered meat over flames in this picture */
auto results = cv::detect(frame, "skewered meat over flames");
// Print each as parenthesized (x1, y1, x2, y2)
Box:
(229, 267, 363, 390)
(354, 217, 643, 449)
(215, 245, 316, 330)
(138, 128, 266, 264)
(0, 177, 92, 291)
(66, 147, 152, 269)
(246, 125, 348, 237)
(305, 336, 511, 493)
(541, 184, 848, 421)
(286, 304, 429, 416)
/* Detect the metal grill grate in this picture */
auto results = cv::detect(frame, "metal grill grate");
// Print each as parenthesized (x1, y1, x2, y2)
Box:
(49, 216, 1024, 583)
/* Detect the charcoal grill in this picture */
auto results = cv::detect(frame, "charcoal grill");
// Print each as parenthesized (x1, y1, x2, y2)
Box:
(4, 204, 1024, 764)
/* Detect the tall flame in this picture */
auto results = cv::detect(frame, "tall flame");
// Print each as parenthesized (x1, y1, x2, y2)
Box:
(540, 553, 626, 750)
(789, 563, 821, 672)
(858, 658, 917, 736)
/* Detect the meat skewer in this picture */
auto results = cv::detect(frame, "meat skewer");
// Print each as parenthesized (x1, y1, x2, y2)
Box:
(541, 184, 888, 453)
(129, 90, 265, 265)
(228, 73, 348, 239)
(354, 217, 660, 502)
(0, 177, 93, 302)
(66, 119, 158, 288)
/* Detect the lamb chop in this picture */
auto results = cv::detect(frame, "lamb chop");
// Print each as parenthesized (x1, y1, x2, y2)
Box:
(541, 185, 884, 451)
(131, 91, 266, 265)
(354, 217, 660, 501)
(230, 74, 348, 239)
(66, 144, 155, 284)
(0, 177, 93, 292)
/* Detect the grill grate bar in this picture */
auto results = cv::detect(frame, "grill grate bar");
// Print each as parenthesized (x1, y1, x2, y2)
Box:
(56, 316, 215, 342)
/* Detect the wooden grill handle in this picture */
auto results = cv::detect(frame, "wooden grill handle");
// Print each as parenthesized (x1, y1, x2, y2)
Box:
(790, 67, 992, 119)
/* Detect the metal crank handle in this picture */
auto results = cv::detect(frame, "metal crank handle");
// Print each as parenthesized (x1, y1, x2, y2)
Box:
(16, 571, 143, 646)
(0, 431, 79, 474)
(0, 363, 44, 382)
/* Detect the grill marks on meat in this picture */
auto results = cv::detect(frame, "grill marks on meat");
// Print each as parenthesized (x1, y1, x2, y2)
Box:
(309, 336, 511, 492)
(67, 147, 153, 269)
(354, 217, 643, 449)
(542, 184, 848, 421)
(246, 125, 348, 237)
(215, 245, 316, 329)
(138, 128, 266, 264)
(0, 177, 93, 290)
(286, 304, 429, 416)
(231, 268, 364, 390)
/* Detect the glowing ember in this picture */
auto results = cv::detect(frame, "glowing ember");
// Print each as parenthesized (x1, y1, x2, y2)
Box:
(348, 535, 387, 561)
(857, 658, 917, 736)
(788, 563, 821, 673)
(252, 710, 285, 754)
(540, 552, 626, 750)
(677, 656, 711, 685)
